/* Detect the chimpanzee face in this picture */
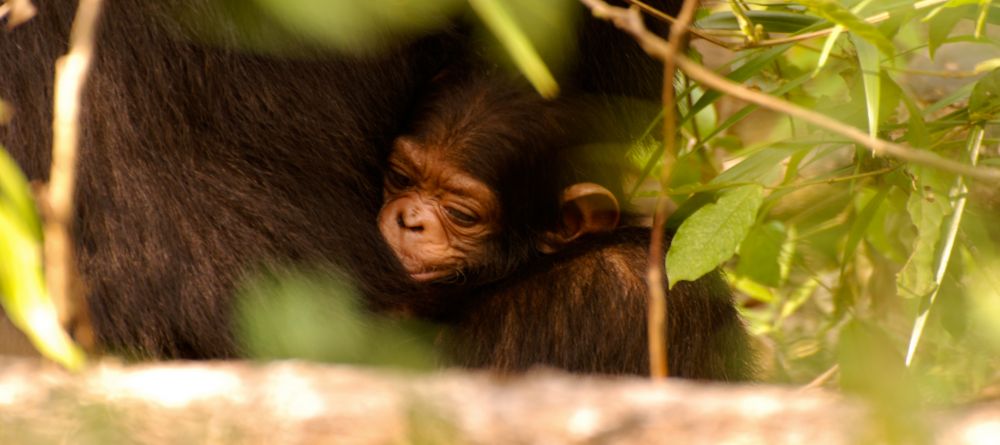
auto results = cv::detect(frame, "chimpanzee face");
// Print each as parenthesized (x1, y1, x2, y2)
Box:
(378, 137, 501, 283)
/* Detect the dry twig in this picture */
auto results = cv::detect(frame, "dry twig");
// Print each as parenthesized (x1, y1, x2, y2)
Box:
(642, 0, 702, 380)
(45, 0, 104, 351)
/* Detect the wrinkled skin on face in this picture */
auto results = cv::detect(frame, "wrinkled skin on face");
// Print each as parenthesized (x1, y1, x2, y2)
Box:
(378, 138, 501, 282)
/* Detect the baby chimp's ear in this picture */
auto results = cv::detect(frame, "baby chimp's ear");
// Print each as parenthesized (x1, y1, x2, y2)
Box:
(538, 182, 620, 254)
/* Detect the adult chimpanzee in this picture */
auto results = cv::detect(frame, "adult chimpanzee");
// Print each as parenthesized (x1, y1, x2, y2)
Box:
(379, 71, 754, 379)
(1, 0, 753, 378)
(2, 0, 447, 358)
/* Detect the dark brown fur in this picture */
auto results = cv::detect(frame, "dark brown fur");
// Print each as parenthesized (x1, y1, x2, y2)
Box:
(443, 228, 754, 380)
(1, 0, 444, 357)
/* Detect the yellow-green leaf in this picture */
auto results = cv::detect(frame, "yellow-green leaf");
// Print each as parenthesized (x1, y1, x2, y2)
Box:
(0, 147, 85, 370)
(853, 34, 881, 138)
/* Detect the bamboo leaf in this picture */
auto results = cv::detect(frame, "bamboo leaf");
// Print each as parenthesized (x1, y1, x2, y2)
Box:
(667, 184, 764, 287)
(469, 0, 559, 98)
(975, 58, 1000, 73)
(844, 188, 887, 270)
(800, 0, 895, 57)
(696, 10, 821, 33)
(897, 167, 953, 299)
(893, 77, 931, 148)
(926, 4, 973, 58)
(853, 35, 882, 138)
(969, 68, 1000, 122)
(814, 26, 845, 76)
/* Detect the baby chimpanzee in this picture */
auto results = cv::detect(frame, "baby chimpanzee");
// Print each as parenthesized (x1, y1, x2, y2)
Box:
(378, 72, 620, 285)
(378, 71, 755, 379)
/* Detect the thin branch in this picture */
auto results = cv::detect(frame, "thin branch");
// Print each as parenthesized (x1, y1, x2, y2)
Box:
(626, 0, 731, 48)
(800, 364, 840, 391)
(638, 0, 700, 381)
(45, 0, 103, 351)
(581, 0, 1000, 183)
(885, 66, 985, 79)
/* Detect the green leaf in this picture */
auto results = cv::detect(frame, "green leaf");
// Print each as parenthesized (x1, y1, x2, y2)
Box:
(924, 80, 976, 116)
(778, 278, 820, 323)
(0, 147, 85, 370)
(800, 0, 895, 57)
(897, 167, 954, 299)
(731, 275, 776, 303)
(814, 25, 845, 76)
(737, 220, 791, 287)
(0, 150, 41, 236)
(237, 269, 438, 369)
(893, 76, 930, 148)
(815, 0, 878, 76)
(924, 0, 982, 21)
(975, 58, 1000, 73)
(925, 4, 973, 58)
(969, 68, 1000, 122)
(843, 188, 887, 275)
(712, 146, 799, 185)
(696, 10, 822, 33)
(853, 35, 881, 138)
(667, 184, 764, 287)
(469, 0, 559, 98)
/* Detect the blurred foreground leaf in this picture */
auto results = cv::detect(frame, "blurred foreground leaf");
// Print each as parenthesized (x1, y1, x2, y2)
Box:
(839, 320, 926, 443)
(251, 0, 463, 52)
(0, 147, 85, 370)
(236, 269, 438, 370)
(469, 0, 560, 98)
